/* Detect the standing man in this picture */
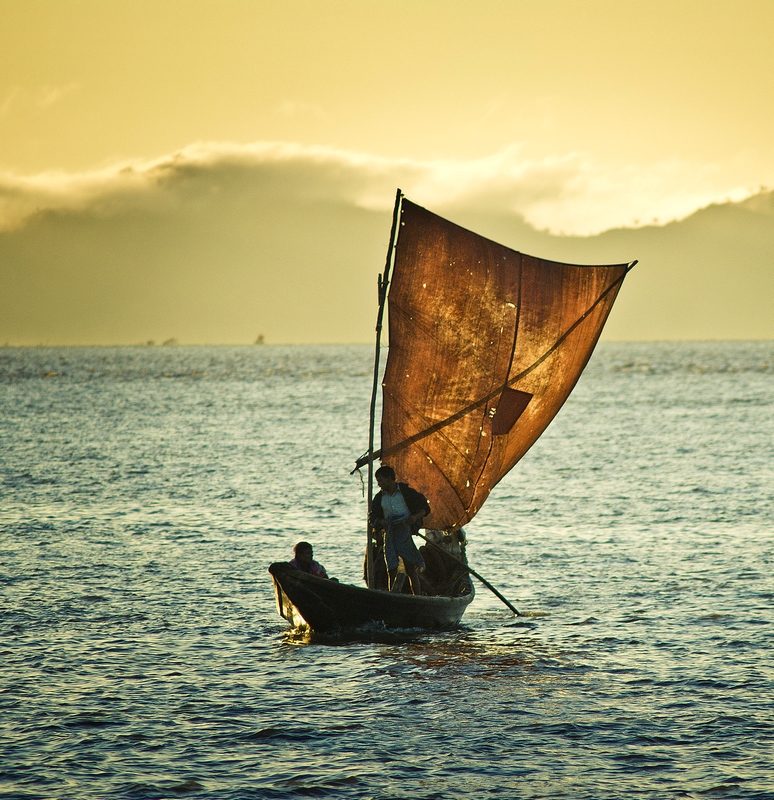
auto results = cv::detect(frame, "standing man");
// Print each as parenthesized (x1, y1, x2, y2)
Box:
(370, 465, 430, 595)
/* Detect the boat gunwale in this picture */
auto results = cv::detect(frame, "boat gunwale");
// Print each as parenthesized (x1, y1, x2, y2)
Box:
(269, 561, 475, 632)
(269, 561, 474, 605)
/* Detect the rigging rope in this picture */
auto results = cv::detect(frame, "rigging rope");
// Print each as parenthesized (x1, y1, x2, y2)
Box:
(352, 260, 636, 471)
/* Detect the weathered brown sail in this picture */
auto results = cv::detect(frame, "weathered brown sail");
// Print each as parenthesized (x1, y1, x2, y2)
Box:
(378, 198, 632, 531)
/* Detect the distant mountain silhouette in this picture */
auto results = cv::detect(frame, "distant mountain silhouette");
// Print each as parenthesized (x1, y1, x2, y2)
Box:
(1, 159, 771, 344)
(451, 190, 774, 341)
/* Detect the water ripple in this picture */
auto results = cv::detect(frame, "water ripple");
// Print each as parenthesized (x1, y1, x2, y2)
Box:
(2, 343, 773, 799)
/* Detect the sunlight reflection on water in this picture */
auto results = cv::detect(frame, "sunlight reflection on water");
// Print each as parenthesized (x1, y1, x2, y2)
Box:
(1, 342, 773, 799)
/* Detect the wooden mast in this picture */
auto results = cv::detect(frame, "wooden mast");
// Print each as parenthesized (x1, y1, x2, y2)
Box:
(365, 189, 402, 588)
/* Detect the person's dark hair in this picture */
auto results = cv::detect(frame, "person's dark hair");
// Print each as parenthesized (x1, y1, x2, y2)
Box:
(294, 541, 313, 556)
(375, 465, 395, 481)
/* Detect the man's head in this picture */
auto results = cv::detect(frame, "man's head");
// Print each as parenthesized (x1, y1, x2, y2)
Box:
(375, 465, 398, 493)
(293, 541, 313, 567)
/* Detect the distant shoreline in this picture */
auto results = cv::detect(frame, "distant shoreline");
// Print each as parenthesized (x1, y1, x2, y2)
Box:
(2, 339, 773, 348)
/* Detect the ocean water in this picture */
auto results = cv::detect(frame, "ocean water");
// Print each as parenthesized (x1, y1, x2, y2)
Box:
(1, 341, 773, 800)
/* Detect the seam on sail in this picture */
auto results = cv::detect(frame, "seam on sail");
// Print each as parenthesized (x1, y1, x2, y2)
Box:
(462, 251, 525, 519)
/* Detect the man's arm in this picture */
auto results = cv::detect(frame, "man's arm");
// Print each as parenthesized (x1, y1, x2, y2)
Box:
(401, 485, 430, 524)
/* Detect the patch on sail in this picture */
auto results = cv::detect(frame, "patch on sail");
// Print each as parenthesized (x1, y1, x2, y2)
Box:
(491, 388, 533, 435)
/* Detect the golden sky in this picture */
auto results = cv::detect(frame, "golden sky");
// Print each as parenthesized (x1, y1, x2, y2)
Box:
(1, 0, 773, 343)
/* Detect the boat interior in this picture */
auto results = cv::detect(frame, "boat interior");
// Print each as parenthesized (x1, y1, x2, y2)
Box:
(368, 528, 472, 597)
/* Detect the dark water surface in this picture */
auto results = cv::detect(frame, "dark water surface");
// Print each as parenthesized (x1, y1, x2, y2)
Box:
(2, 343, 773, 799)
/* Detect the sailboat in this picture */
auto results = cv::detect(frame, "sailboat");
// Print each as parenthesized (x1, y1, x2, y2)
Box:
(269, 191, 635, 632)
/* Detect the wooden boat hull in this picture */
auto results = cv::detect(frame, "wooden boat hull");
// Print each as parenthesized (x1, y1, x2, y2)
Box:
(268, 562, 474, 633)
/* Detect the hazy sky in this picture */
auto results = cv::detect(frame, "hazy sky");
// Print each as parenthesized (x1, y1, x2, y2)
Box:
(2, 1, 773, 343)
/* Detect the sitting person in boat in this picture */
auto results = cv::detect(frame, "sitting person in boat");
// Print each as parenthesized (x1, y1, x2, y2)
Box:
(419, 528, 469, 596)
(289, 541, 329, 579)
(370, 465, 429, 595)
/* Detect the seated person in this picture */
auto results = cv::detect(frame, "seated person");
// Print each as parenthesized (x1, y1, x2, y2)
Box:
(289, 541, 328, 578)
(419, 528, 469, 596)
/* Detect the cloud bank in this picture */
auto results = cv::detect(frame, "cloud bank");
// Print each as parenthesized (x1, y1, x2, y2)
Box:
(0, 140, 763, 236)
(1, 141, 772, 344)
